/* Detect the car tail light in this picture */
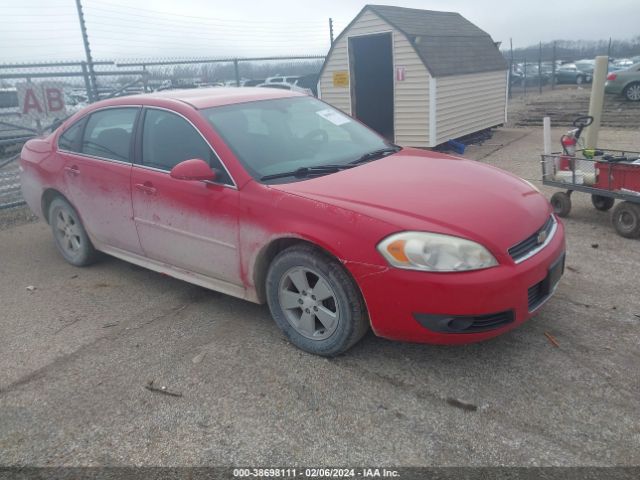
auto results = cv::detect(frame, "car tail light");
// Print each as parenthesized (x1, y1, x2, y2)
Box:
(607, 73, 617, 81)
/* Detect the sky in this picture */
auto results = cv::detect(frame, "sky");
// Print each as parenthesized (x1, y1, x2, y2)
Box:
(1, 0, 639, 62)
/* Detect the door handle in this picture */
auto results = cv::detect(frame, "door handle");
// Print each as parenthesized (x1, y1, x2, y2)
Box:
(134, 182, 157, 195)
(64, 165, 80, 177)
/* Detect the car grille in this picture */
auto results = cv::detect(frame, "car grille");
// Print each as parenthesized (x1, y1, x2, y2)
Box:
(528, 280, 547, 311)
(508, 215, 556, 263)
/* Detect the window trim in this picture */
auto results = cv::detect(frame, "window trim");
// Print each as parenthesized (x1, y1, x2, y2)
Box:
(136, 106, 237, 189)
(57, 105, 142, 165)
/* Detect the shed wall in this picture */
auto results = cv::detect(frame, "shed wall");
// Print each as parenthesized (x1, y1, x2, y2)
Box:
(319, 10, 431, 147)
(435, 70, 507, 145)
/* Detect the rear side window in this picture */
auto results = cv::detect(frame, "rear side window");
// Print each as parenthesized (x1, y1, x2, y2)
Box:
(81, 108, 138, 162)
(57, 120, 84, 152)
(141, 109, 231, 184)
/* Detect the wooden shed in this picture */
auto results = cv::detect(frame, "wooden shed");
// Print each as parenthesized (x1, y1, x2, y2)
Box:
(318, 5, 508, 147)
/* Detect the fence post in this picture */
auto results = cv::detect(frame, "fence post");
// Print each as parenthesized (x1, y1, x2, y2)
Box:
(75, 0, 98, 102)
(142, 64, 149, 92)
(508, 38, 513, 99)
(234, 59, 240, 87)
(329, 18, 334, 45)
(80, 61, 93, 102)
(552, 41, 556, 90)
(523, 58, 527, 98)
(538, 41, 542, 95)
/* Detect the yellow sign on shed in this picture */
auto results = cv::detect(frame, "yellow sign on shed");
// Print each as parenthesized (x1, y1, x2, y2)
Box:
(333, 71, 349, 87)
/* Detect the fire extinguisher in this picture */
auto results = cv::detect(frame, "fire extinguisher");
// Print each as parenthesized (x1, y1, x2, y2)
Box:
(558, 134, 577, 170)
(558, 115, 593, 170)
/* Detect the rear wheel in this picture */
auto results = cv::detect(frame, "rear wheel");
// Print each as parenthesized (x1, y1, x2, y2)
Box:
(623, 82, 640, 101)
(611, 201, 640, 238)
(551, 192, 572, 217)
(49, 197, 100, 266)
(591, 195, 615, 211)
(265, 244, 369, 356)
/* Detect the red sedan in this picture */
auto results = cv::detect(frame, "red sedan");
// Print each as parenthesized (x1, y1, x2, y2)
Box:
(20, 88, 565, 356)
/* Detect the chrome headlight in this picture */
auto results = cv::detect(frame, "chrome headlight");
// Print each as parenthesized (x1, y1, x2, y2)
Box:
(377, 232, 498, 272)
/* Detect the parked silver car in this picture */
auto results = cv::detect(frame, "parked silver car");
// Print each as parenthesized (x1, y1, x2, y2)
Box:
(605, 63, 640, 101)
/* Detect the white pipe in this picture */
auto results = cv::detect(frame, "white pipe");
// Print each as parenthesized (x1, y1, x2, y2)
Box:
(585, 56, 608, 149)
(543, 116, 551, 154)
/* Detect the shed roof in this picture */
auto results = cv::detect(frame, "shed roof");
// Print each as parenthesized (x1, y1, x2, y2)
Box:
(366, 5, 507, 77)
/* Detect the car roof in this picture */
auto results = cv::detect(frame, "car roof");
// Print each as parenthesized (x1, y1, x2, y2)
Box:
(97, 87, 302, 110)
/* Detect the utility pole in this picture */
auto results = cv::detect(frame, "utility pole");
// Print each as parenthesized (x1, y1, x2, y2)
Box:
(329, 18, 334, 45)
(75, 0, 98, 102)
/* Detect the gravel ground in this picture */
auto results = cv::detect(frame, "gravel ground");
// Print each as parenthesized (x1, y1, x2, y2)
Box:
(0, 127, 639, 467)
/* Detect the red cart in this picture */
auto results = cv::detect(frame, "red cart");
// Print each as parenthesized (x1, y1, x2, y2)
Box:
(541, 149, 640, 238)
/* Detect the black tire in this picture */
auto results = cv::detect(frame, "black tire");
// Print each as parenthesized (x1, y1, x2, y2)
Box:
(611, 201, 640, 238)
(551, 192, 572, 217)
(623, 82, 640, 102)
(591, 195, 615, 211)
(265, 244, 369, 356)
(48, 197, 100, 266)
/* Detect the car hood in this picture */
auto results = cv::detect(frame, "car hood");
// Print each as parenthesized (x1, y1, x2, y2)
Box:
(271, 148, 551, 255)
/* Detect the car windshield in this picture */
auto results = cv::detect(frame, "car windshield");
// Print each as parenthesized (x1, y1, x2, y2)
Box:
(202, 97, 391, 183)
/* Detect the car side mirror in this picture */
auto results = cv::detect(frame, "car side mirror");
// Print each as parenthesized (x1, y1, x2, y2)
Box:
(170, 158, 216, 182)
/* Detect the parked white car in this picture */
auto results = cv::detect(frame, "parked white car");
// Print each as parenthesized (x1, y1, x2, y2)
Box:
(256, 82, 312, 96)
(264, 75, 300, 85)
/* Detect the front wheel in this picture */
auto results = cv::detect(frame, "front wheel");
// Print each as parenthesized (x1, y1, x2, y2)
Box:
(611, 201, 640, 238)
(623, 82, 640, 102)
(591, 195, 615, 211)
(266, 244, 369, 356)
(49, 197, 100, 266)
(551, 192, 572, 217)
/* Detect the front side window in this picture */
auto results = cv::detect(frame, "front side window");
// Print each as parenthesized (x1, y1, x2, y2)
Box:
(141, 109, 231, 184)
(81, 108, 138, 162)
(202, 97, 389, 182)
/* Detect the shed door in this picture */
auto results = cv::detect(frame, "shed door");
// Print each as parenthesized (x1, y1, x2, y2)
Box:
(349, 33, 394, 141)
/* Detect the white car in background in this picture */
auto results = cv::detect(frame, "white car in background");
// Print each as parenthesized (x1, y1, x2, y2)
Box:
(264, 75, 300, 85)
(256, 82, 313, 96)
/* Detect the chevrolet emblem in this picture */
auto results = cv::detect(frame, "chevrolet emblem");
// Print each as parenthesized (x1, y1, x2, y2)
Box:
(537, 230, 548, 244)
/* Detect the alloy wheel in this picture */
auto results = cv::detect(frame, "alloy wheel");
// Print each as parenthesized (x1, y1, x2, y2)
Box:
(626, 84, 640, 101)
(278, 267, 340, 340)
(54, 208, 82, 254)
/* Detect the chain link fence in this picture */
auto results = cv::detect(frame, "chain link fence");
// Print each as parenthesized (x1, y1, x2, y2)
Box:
(0, 55, 324, 210)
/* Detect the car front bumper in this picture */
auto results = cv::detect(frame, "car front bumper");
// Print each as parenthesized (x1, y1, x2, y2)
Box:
(353, 219, 566, 345)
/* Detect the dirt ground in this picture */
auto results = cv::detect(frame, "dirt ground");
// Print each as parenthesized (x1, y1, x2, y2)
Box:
(507, 84, 640, 129)
(0, 127, 639, 467)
